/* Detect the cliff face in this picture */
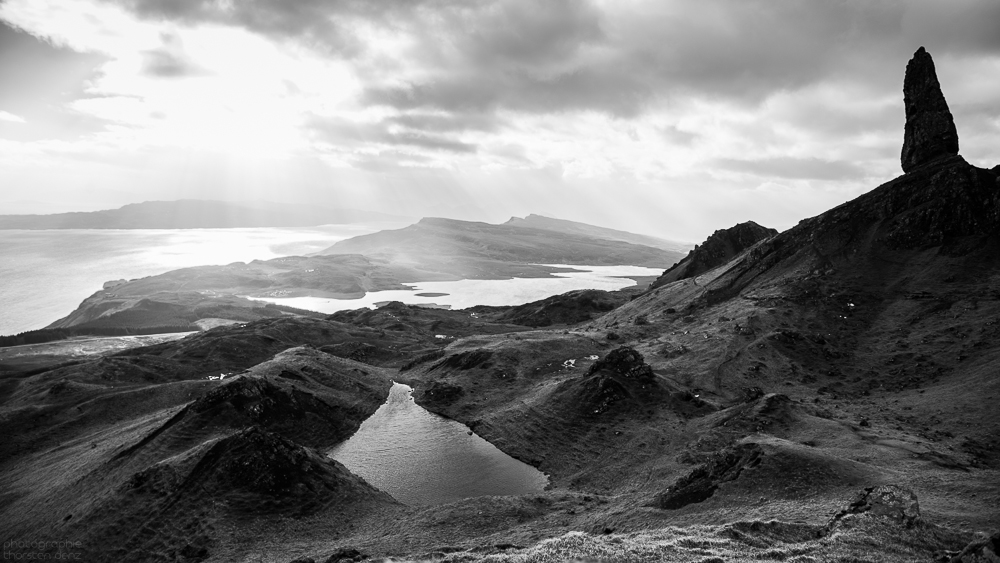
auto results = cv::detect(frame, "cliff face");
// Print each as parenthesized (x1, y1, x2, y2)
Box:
(901, 46, 960, 173)
(650, 221, 777, 288)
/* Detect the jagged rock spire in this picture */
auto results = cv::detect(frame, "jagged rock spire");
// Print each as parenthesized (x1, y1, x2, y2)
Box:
(901, 47, 959, 173)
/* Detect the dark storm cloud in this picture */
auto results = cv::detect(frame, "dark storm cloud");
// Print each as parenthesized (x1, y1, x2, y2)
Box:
(899, 0, 1000, 55)
(364, 65, 653, 117)
(362, 1, 888, 116)
(360, 0, 643, 117)
(108, 0, 1000, 100)
(373, 0, 1000, 121)
(114, 0, 468, 56)
(118, 0, 353, 53)
(715, 157, 868, 181)
(464, 0, 603, 66)
(107, 0, 1000, 138)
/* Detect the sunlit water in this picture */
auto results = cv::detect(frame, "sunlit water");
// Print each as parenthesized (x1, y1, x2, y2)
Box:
(248, 264, 664, 313)
(0, 224, 400, 335)
(1, 225, 665, 337)
(328, 383, 548, 505)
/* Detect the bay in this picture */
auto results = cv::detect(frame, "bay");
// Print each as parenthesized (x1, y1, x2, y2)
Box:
(0, 224, 397, 335)
(246, 264, 663, 313)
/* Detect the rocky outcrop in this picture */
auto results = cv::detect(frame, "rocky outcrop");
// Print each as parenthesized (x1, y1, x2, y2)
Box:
(901, 47, 959, 172)
(559, 346, 664, 415)
(651, 443, 764, 509)
(651, 221, 777, 288)
(490, 289, 625, 327)
(586, 346, 654, 380)
(829, 485, 921, 528)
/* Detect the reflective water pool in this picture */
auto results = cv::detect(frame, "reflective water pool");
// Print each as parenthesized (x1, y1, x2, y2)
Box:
(328, 383, 548, 505)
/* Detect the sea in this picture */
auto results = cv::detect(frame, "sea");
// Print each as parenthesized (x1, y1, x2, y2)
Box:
(0, 224, 394, 335)
(0, 225, 664, 336)
(247, 264, 663, 313)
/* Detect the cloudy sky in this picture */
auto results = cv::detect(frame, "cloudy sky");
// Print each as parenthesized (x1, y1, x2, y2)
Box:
(1, 0, 998, 241)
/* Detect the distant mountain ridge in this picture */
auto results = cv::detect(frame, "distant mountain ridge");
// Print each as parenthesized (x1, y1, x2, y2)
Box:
(34, 215, 682, 334)
(504, 214, 691, 253)
(0, 199, 409, 229)
(317, 216, 685, 268)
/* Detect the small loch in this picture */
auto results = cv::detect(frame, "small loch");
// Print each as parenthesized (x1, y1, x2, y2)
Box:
(328, 383, 548, 505)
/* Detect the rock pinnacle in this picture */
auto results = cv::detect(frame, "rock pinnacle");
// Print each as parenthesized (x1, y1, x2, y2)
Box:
(900, 46, 959, 173)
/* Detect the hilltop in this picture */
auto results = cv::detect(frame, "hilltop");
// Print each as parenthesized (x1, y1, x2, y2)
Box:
(650, 220, 777, 288)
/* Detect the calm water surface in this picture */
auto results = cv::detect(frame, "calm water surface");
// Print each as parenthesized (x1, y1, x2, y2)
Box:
(250, 264, 664, 313)
(328, 383, 548, 505)
(0, 224, 398, 335)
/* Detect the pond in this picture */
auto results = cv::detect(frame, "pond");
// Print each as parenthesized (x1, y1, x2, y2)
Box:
(328, 383, 548, 505)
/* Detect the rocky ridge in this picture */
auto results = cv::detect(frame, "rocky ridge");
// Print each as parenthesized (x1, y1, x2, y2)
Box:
(650, 221, 777, 289)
